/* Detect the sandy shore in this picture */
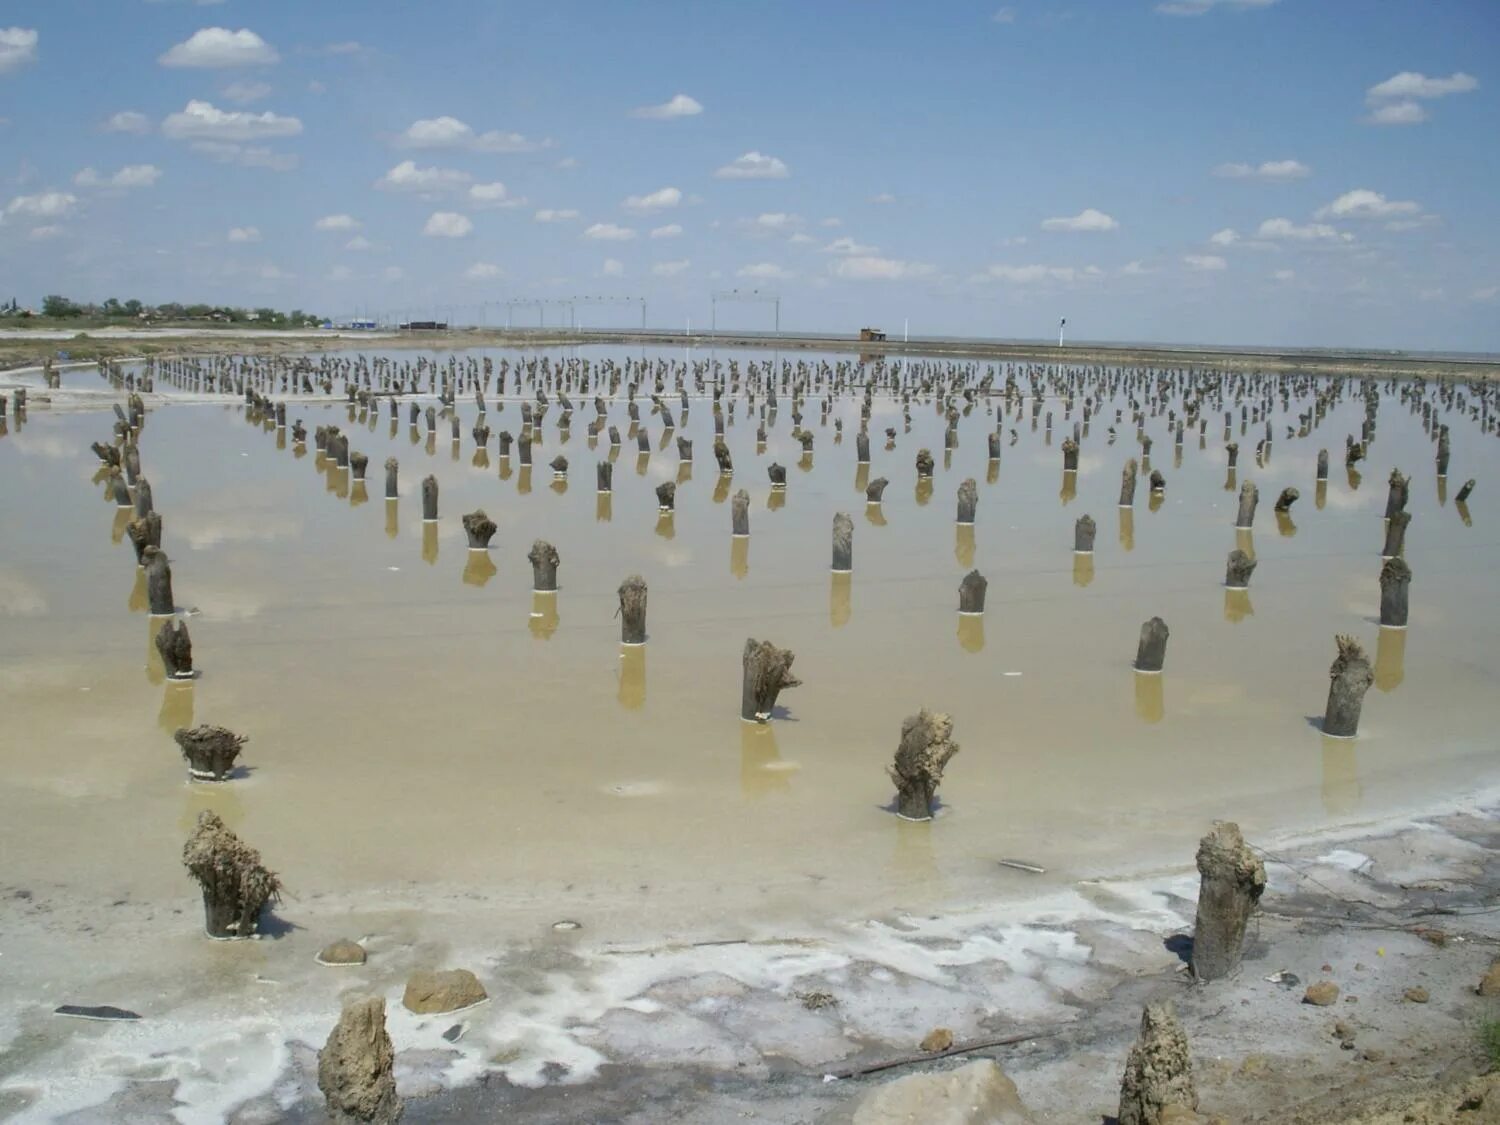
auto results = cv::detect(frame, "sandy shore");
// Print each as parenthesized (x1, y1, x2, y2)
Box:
(0, 797, 1495, 1122)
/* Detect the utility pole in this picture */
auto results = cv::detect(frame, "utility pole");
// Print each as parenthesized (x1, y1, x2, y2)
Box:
(1058, 317, 1067, 347)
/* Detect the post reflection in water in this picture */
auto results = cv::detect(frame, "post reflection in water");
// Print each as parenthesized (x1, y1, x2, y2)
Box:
(914, 479, 933, 507)
(1224, 468, 1237, 493)
(1321, 735, 1362, 815)
(1436, 476, 1447, 506)
(864, 500, 886, 527)
(713, 474, 732, 504)
(986, 459, 999, 485)
(829, 571, 851, 628)
(1134, 669, 1164, 724)
(128, 566, 148, 613)
(1347, 466, 1362, 491)
(730, 536, 749, 579)
(499, 457, 513, 482)
(1456, 499, 1472, 527)
(421, 522, 439, 566)
(767, 489, 786, 512)
(1072, 553, 1094, 588)
(596, 493, 613, 523)
(1059, 469, 1077, 505)
(1374, 625, 1406, 692)
(957, 613, 984, 653)
(145, 617, 167, 686)
(655, 512, 676, 541)
(551, 476, 569, 497)
(159, 681, 195, 733)
(111, 507, 134, 544)
(1223, 588, 1254, 623)
(891, 816, 938, 885)
(740, 721, 791, 798)
(517, 466, 532, 495)
(635, 453, 650, 477)
(1235, 528, 1255, 559)
(1275, 510, 1297, 538)
(462, 549, 497, 588)
(350, 481, 368, 508)
(597, 636, 644, 712)
(954, 524, 976, 569)
(529, 591, 559, 639)
(472, 450, 490, 471)
(854, 463, 870, 496)
(1118, 508, 1135, 552)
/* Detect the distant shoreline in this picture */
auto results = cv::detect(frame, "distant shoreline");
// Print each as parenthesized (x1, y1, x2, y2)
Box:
(2, 325, 1496, 380)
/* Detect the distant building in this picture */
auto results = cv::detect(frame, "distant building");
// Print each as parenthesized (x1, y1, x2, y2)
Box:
(859, 327, 886, 342)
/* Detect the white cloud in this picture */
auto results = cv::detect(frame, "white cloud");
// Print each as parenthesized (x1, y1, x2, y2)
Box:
(869, 193, 896, 205)
(746, 212, 803, 234)
(326, 265, 355, 282)
(1367, 71, 1478, 101)
(630, 94, 703, 119)
(829, 256, 934, 281)
(556, 157, 579, 170)
(714, 151, 790, 180)
(823, 236, 879, 255)
(652, 259, 690, 276)
(227, 226, 261, 243)
(1272, 269, 1296, 282)
(375, 160, 470, 194)
(161, 100, 301, 141)
(992, 7, 1017, 23)
(423, 211, 472, 238)
(464, 262, 503, 281)
(307, 80, 326, 95)
(534, 208, 580, 223)
(976, 263, 1103, 285)
(1041, 208, 1118, 232)
(257, 264, 290, 281)
(469, 181, 526, 209)
(1471, 286, 1499, 304)
(74, 164, 162, 189)
(1255, 217, 1349, 242)
(1365, 101, 1428, 126)
(221, 79, 271, 104)
(102, 110, 151, 134)
(1155, 0, 1278, 14)
(315, 213, 359, 231)
(159, 28, 279, 68)
(382, 266, 404, 282)
(622, 186, 681, 213)
(29, 224, 64, 240)
(1212, 159, 1309, 180)
(583, 222, 637, 241)
(1120, 261, 1150, 276)
(1184, 254, 1227, 271)
(1209, 228, 1239, 246)
(788, 233, 815, 245)
(189, 142, 297, 171)
(600, 258, 625, 277)
(0, 27, 38, 74)
(820, 217, 843, 227)
(650, 223, 683, 239)
(396, 115, 552, 153)
(6, 191, 77, 219)
(1314, 189, 1421, 221)
(345, 235, 373, 251)
(737, 263, 792, 280)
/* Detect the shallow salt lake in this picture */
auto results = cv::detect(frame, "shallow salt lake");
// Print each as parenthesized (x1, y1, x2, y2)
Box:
(1, 348, 1498, 945)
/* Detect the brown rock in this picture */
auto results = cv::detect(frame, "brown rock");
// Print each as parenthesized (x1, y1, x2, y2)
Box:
(1403, 987, 1429, 1004)
(920, 1027, 955, 1053)
(1118, 1001, 1197, 1125)
(401, 969, 487, 1014)
(831, 1059, 1036, 1124)
(1303, 982, 1339, 1006)
(317, 996, 402, 1123)
(1237, 1054, 1271, 1078)
(1479, 960, 1500, 997)
(319, 939, 367, 966)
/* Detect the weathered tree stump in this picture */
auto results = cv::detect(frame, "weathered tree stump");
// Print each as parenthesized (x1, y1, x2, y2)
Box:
(183, 810, 281, 939)
(677, 437, 693, 461)
(384, 458, 399, 500)
(618, 574, 648, 645)
(143, 546, 175, 616)
(597, 460, 613, 493)
(1317, 448, 1329, 482)
(462, 510, 496, 550)
(1436, 434, 1450, 477)
(126, 512, 163, 566)
(741, 638, 800, 722)
(636, 429, 651, 454)
(1119, 459, 1138, 508)
(655, 481, 676, 512)
(866, 476, 889, 503)
(1323, 634, 1374, 738)
(831, 512, 853, 572)
(1191, 821, 1266, 982)
(731, 489, 751, 536)
(473, 423, 490, 448)
(958, 569, 987, 614)
(1149, 470, 1165, 494)
(1118, 1001, 1197, 1125)
(518, 433, 533, 466)
(1225, 442, 1239, 469)
(550, 455, 568, 478)
(1075, 514, 1096, 554)
(1224, 549, 1257, 589)
(421, 475, 438, 522)
(856, 431, 871, 463)
(1134, 616, 1169, 673)
(768, 462, 787, 489)
(1379, 556, 1411, 628)
(318, 996, 401, 1124)
(1381, 510, 1410, 558)
(1235, 480, 1258, 529)
(1385, 469, 1410, 520)
(498, 430, 514, 457)
(1456, 478, 1475, 503)
(915, 449, 935, 478)
(155, 618, 194, 679)
(175, 724, 245, 781)
(133, 477, 155, 517)
(714, 438, 733, 474)
(1274, 487, 1299, 512)
(888, 710, 959, 821)
(528, 539, 559, 592)
(350, 452, 368, 481)
(955, 478, 978, 525)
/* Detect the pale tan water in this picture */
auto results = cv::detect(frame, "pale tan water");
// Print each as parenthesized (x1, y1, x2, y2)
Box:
(1, 349, 1497, 949)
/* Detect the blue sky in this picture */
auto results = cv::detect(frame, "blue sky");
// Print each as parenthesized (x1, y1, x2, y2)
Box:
(1, 0, 1496, 350)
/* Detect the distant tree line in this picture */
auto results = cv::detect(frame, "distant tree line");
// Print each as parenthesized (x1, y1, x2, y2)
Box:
(3, 295, 321, 327)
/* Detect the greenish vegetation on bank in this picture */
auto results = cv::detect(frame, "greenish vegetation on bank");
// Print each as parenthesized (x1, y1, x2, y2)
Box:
(4, 295, 321, 329)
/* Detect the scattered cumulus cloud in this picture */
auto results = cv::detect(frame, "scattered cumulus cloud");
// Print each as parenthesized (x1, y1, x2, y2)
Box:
(1209, 228, 1239, 246)
(1041, 208, 1118, 232)
(600, 258, 625, 277)
(227, 225, 260, 243)
(161, 100, 301, 141)
(375, 160, 471, 195)
(1212, 159, 1309, 180)
(1273, 269, 1296, 282)
(326, 265, 354, 282)
(652, 259, 690, 276)
(28, 224, 63, 240)
(464, 262, 503, 280)
(650, 223, 683, 239)
(1184, 254, 1227, 271)
(1365, 101, 1428, 126)
(1471, 286, 1499, 304)
(622, 186, 681, 213)
(396, 115, 552, 153)
(737, 262, 792, 280)
(714, 151, 790, 180)
(745, 212, 802, 234)
(534, 209, 580, 223)
(345, 235, 373, 251)
(992, 7, 1017, 23)
(315, 213, 359, 231)
(102, 110, 151, 134)
(869, 193, 896, 205)
(189, 141, 297, 171)
(423, 211, 473, 238)
(1314, 189, 1422, 221)
(0, 27, 39, 74)
(583, 222, 636, 241)
(1255, 217, 1350, 242)
(630, 94, 703, 119)
(975, 263, 1103, 285)
(1367, 71, 1478, 101)
(159, 28, 279, 68)
(1155, 0, 1279, 14)
(74, 164, 162, 189)
(469, 181, 526, 209)
(829, 256, 934, 281)
(6, 191, 77, 219)
(221, 79, 272, 104)
(824, 236, 879, 255)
